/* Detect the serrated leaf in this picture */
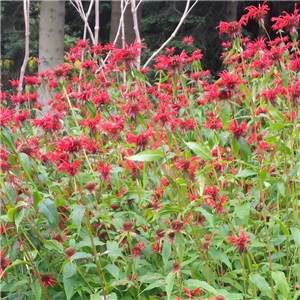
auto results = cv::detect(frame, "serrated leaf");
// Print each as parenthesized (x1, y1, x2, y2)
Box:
(126, 150, 165, 162)
(63, 276, 77, 300)
(237, 137, 251, 162)
(219, 101, 231, 128)
(63, 262, 77, 279)
(209, 248, 232, 269)
(185, 142, 212, 161)
(272, 271, 291, 299)
(166, 272, 175, 300)
(162, 239, 171, 265)
(71, 205, 85, 234)
(236, 169, 257, 178)
(19, 153, 32, 176)
(38, 198, 59, 231)
(291, 227, 300, 246)
(30, 281, 42, 300)
(152, 206, 181, 221)
(183, 279, 217, 293)
(249, 273, 272, 297)
(105, 264, 119, 280)
(70, 252, 92, 260)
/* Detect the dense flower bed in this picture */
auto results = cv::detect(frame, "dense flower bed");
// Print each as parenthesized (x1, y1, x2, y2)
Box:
(1, 3, 300, 300)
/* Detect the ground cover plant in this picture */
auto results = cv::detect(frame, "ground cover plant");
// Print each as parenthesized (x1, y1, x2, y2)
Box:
(1, 3, 300, 300)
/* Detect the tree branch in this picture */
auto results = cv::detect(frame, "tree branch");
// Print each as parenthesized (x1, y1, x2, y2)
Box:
(94, 0, 100, 45)
(17, 0, 30, 96)
(143, 0, 199, 69)
(131, 0, 142, 69)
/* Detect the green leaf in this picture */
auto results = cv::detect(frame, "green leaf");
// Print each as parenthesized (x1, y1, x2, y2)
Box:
(291, 227, 300, 247)
(195, 207, 215, 229)
(151, 206, 181, 221)
(38, 198, 59, 231)
(234, 203, 250, 226)
(268, 107, 286, 123)
(19, 153, 32, 176)
(269, 122, 285, 131)
(279, 61, 289, 88)
(236, 169, 257, 178)
(63, 262, 77, 279)
(219, 101, 231, 128)
(33, 191, 43, 210)
(1, 127, 17, 153)
(249, 273, 272, 297)
(183, 279, 217, 293)
(30, 281, 42, 300)
(272, 271, 291, 299)
(71, 205, 85, 234)
(70, 252, 92, 260)
(63, 276, 77, 300)
(162, 239, 171, 265)
(237, 137, 251, 162)
(141, 279, 166, 293)
(15, 209, 25, 231)
(185, 142, 212, 161)
(105, 264, 119, 280)
(126, 150, 165, 162)
(165, 272, 175, 300)
(208, 248, 232, 269)
(85, 101, 96, 118)
(274, 217, 289, 237)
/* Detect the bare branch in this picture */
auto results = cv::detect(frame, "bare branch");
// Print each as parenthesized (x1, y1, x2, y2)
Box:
(70, 0, 95, 44)
(94, 0, 100, 45)
(131, 0, 142, 69)
(143, 0, 199, 69)
(17, 0, 30, 96)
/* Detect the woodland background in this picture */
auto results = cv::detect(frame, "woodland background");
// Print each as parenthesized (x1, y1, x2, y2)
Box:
(1, 1, 298, 91)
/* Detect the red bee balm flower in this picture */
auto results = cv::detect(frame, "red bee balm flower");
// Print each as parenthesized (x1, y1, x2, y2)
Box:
(272, 4, 300, 37)
(1, 248, 11, 278)
(40, 274, 56, 288)
(227, 226, 251, 253)
(244, 2, 270, 25)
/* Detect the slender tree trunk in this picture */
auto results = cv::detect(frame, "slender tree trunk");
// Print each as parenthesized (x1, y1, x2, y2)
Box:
(38, 1, 65, 109)
(224, 1, 238, 23)
(110, 0, 141, 47)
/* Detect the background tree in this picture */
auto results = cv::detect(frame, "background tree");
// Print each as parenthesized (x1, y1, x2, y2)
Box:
(110, 0, 142, 47)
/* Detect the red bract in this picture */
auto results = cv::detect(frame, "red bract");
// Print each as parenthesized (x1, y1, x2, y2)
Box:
(217, 18, 247, 39)
(57, 160, 82, 176)
(114, 39, 145, 70)
(272, 4, 300, 36)
(227, 226, 251, 253)
(32, 112, 64, 132)
(40, 274, 56, 288)
(0, 247, 11, 278)
(0, 108, 15, 127)
(126, 131, 154, 151)
(228, 119, 248, 138)
(24, 75, 42, 86)
(244, 1, 269, 24)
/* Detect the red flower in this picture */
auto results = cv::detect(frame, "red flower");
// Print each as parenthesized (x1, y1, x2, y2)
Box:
(227, 226, 251, 253)
(272, 4, 300, 36)
(244, 2, 270, 25)
(0, 108, 15, 127)
(133, 241, 146, 257)
(40, 274, 56, 288)
(228, 119, 248, 138)
(98, 161, 112, 183)
(24, 75, 42, 86)
(57, 160, 82, 176)
(126, 131, 154, 151)
(114, 39, 145, 70)
(217, 18, 247, 39)
(9, 78, 21, 88)
(1, 248, 11, 278)
(183, 35, 194, 45)
(32, 112, 64, 132)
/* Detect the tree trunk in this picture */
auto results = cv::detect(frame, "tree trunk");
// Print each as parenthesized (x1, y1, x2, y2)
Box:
(110, 0, 141, 47)
(38, 1, 65, 109)
(224, 1, 238, 23)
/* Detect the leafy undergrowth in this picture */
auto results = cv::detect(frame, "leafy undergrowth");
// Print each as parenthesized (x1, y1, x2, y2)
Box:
(1, 3, 300, 300)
